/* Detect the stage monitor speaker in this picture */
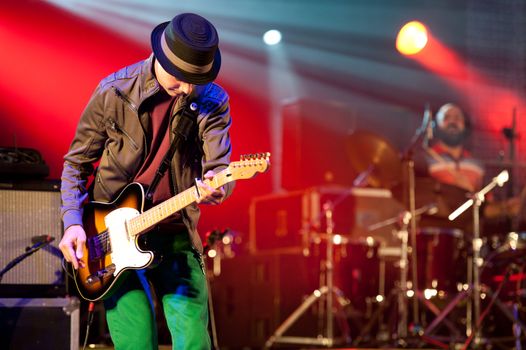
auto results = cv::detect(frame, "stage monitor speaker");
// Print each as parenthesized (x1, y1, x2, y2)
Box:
(0, 181, 64, 287)
(0, 297, 79, 350)
(281, 99, 357, 190)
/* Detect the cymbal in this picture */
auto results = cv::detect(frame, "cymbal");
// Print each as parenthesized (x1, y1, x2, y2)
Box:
(391, 176, 474, 232)
(346, 130, 402, 188)
(392, 177, 470, 214)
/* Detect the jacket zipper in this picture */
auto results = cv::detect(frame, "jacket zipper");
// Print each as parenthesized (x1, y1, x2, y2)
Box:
(96, 173, 111, 198)
(106, 147, 132, 179)
(108, 118, 139, 151)
(112, 86, 138, 112)
(111, 86, 148, 160)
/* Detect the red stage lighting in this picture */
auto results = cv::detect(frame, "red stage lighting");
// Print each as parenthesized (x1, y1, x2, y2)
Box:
(396, 21, 428, 55)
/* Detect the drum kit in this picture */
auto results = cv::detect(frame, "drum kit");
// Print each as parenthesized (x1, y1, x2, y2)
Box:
(265, 127, 526, 349)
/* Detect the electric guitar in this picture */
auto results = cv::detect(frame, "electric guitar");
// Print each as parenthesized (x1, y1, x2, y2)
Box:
(72, 153, 270, 301)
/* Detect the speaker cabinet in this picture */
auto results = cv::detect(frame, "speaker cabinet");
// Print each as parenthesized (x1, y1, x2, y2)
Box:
(281, 99, 357, 190)
(0, 181, 64, 287)
(210, 253, 319, 348)
(249, 186, 404, 254)
(0, 297, 79, 350)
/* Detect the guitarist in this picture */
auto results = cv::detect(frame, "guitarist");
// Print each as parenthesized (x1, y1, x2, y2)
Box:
(58, 13, 233, 350)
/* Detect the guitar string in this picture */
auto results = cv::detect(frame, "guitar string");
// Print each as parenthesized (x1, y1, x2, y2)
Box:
(88, 165, 238, 255)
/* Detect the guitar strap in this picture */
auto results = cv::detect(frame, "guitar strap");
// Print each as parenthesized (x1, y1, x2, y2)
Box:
(145, 100, 199, 202)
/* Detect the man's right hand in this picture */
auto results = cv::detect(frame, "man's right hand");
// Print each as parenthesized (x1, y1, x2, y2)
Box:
(59, 225, 87, 270)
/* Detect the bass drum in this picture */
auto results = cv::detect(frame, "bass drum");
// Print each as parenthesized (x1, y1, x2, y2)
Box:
(333, 238, 382, 312)
(414, 227, 466, 294)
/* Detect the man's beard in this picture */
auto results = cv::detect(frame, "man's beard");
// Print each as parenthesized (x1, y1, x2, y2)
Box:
(435, 127, 467, 147)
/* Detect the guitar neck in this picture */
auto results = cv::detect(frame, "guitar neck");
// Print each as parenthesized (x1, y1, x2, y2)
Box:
(127, 170, 231, 237)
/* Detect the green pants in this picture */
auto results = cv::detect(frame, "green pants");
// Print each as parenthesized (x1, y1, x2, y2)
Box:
(103, 231, 210, 350)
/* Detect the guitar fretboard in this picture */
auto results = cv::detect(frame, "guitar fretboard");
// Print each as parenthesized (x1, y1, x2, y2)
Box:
(126, 170, 231, 237)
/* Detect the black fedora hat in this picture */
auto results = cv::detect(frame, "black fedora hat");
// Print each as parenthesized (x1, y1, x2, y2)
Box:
(151, 13, 221, 85)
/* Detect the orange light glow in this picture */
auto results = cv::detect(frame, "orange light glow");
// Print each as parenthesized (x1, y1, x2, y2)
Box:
(396, 21, 428, 55)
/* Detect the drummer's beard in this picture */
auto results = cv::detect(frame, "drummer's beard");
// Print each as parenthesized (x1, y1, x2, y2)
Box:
(435, 126, 467, 147)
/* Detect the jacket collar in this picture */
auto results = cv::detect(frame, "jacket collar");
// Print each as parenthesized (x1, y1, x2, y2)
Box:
(139, 54, 209, 111)
(138, 54, 161, 105)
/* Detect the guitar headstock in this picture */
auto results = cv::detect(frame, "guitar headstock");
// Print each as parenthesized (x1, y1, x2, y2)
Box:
(228, 152, 271, 180)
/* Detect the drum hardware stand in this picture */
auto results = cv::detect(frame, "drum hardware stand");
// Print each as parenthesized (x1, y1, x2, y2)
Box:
(364, 203, 438, 346)
(464, 263, 526, 350)
(422, 170, 510, 347)
(395, 210, 411, 341)
(416, 289, 463, 339)
(264, 201, 351, 349)
(351, 287, 399, 346)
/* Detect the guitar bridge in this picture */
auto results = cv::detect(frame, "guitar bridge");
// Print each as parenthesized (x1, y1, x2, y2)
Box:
(85, 264, 116, 285)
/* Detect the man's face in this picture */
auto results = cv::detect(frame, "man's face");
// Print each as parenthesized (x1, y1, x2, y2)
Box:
(435, 104, 467, 147)
(154, 59, 194, 97)
(437, 105, 466, 135)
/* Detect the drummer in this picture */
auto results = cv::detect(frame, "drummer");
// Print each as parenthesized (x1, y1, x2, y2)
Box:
(424, 103, 483, 193)
(423, 103, 519, 220)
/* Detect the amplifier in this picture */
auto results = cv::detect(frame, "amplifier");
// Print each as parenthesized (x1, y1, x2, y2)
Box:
(0, 181, 64, 286)
(249, 186, 404, 254)
(249, 189, 310, 254)
(0, 147, 49, 179)
(0, 297, 79, 350)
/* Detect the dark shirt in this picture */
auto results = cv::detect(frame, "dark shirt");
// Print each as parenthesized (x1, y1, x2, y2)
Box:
(134, 92, 177, 206)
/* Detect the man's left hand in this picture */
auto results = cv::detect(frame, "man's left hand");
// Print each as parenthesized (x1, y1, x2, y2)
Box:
(196, 170, 225, 205)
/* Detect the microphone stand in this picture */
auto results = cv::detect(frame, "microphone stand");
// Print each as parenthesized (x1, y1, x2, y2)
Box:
(502, 108, 517, 198)
(448, 170, 509, 345)
(0, 239, 54, 283)
(397, 104, 431, 340)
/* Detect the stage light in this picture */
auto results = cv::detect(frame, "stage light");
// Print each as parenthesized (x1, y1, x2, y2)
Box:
(222, 234, 232, 245)
(263, 29, 282, 46)
(396, 21, 428, 55)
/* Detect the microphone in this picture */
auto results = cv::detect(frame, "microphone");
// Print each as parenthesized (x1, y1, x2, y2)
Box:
(31, 235, 55, 245)
(422, 103, 433, 147)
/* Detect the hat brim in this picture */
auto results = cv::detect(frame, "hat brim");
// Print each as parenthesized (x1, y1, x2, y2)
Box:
(151, 21, 221, 85)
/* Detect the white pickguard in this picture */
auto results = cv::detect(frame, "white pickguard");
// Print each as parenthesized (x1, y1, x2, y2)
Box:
(104, 207, 153, 276)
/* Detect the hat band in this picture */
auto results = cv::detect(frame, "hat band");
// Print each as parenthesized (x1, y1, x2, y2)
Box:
(161, 31, 213, 74)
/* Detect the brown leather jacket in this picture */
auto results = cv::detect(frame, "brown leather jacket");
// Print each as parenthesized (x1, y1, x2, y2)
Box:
(60, 54, 233, 253)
